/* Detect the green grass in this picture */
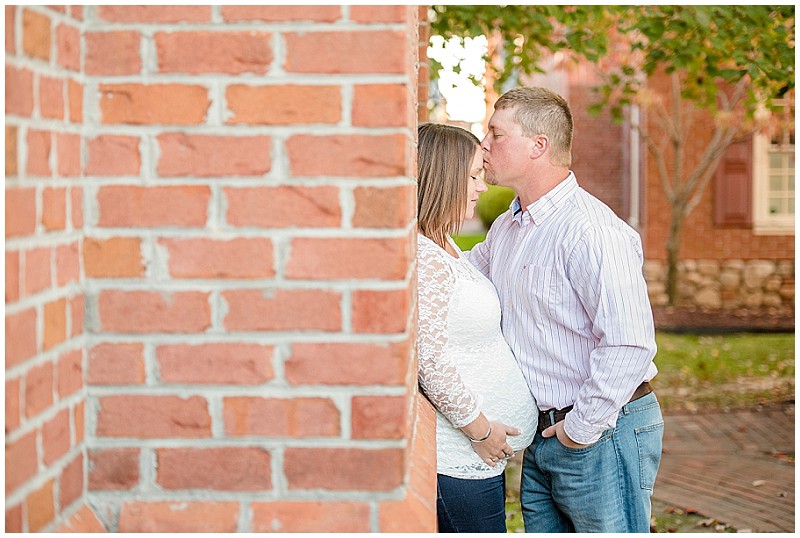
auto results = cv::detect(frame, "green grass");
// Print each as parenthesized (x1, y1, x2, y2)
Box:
(652, 332, 795, 411)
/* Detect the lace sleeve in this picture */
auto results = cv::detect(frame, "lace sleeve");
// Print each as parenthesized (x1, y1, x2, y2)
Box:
(416, 238, 481, 428)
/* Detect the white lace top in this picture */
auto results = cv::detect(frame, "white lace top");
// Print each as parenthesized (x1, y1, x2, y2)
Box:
(417, 233, 537, 479)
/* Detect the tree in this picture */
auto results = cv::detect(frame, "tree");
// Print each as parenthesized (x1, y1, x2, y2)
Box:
(431, 6, 795, 305)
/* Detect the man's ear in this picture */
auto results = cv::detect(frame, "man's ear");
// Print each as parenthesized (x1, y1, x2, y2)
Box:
(529, 134, 548, 160)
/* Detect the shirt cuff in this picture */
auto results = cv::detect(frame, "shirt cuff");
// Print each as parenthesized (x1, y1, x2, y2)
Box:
(563, 411, 613, 445)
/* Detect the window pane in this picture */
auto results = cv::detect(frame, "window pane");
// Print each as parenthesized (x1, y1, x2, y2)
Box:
(789, 197, 794, 214)
(769, 198, 783, 214)
(769, 153, 782, 169)
(770, 175, 784, 191)
(790, 175, 795, 190)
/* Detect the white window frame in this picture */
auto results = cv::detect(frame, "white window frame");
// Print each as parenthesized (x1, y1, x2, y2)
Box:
(752, 102, 795, 235)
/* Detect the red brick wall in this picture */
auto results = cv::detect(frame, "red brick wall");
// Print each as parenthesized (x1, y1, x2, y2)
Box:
(6, 5, 435, 532)
(643, 74, 795, 262)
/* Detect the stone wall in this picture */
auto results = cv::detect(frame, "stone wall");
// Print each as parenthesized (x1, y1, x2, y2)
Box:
(644, 259, 795, 309)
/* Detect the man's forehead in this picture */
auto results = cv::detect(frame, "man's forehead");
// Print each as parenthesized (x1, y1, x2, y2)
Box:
(489, 107, 519, 129)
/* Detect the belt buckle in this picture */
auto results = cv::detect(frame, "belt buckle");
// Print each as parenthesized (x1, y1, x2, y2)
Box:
(546, 409, 557, 428)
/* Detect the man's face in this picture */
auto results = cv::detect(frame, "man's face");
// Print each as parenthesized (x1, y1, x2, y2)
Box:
(480, 107, 531, 187)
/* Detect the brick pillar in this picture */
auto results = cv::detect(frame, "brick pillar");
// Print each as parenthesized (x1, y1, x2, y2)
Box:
(5, 5, 91, 533)
(75, 5, 434, 532)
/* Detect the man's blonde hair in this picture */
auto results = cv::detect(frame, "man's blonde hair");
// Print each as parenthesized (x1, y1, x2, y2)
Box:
(417, 123, 480, 249)
(495, 86, 573, 168)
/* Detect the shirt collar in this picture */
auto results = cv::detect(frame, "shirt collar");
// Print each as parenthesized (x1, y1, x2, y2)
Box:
(512, 172, 578, 226)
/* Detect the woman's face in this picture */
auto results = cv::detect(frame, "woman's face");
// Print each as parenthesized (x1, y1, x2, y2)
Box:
(465, 148, 488, 220)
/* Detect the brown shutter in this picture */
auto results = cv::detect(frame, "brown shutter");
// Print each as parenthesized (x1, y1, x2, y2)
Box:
(714, 137, 753, 226)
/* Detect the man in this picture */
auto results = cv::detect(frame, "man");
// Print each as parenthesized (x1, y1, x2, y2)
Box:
(468, 86, 663, 533)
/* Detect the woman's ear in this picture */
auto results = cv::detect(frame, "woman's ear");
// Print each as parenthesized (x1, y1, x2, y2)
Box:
(529, 134, 548, 160)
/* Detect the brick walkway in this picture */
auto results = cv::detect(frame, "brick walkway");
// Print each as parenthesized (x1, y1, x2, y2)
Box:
(653, 404, 795, 532)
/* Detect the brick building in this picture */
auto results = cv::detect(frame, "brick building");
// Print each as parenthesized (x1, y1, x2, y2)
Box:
(522, 64, 794, 329)
(6, 5, 435, 532)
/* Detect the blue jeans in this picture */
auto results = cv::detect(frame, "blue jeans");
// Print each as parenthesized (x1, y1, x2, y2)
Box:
(521, 392, 664, 533)
(437, 472, 506, 533)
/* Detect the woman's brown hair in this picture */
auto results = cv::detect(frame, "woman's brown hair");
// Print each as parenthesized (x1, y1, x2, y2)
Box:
(417, 123, 480, 249)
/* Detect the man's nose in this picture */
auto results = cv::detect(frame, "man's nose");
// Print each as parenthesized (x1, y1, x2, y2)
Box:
(480, 135, 490, 152)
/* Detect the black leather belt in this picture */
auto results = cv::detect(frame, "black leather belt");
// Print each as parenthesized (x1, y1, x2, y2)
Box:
(536, 381, 653, 435)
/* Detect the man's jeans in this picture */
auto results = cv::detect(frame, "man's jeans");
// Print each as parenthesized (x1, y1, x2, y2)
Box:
(521, 392, 664, 532)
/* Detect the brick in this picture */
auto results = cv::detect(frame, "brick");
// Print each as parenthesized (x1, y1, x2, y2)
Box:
(26, 479, 55, 532)
(100, 84, 210, 125)
(286, 237, 411, 280)
(5, 188, 36, 238)
(96, 395, 211, 439)
(98, 6, 211, 23)
(69, 293, 84, 337)
(59, 454, 83, 509)
(56, 504, 106, 532)
(252, 502, 370, 533)
(97, 290, 211, 334)
(157, 343, 274, 385)
(379, 491, 437, 532)
(84, 237, 143, 278)
(88, 447, 140, 490)
(157, 447, 271, 491)
(156, 133, 270, 177)
(43, 408, 71, 465)
(88, 342, 145, 385)
(285, 30, 405, 74)
(156, 31, 271, 74)
(97, 185, 210, 228)
(70, 186, 83, 228)
(408, 395, 437, 502)
(119, 502, 238, 533)
(6, 431, 37, 495)
(57, 348, 83, 397)
(56, 23, 80, 71)
(26, 129, 52, 176)
(5, 6, 15, 53)
(225, 186, 340, 228)
(6, 125, 17, 176)
(86, 31, 141, 75)
(353, 84, 409, 127)
(161, 237, 273, 279)
(55, 241, 80, 286)
(42, 187, 67, 230)
(68, 79, 82, 123)
(86, 135, 140, 176)
(223, 289, 341, 332)
(39, 76, 65, 119)
(221, 5, 341, 22)
(6, 378, 20, 433)
(69, 6, 83, 20)
(43, 297, 67, 350)
(223, 397, 340, 437)
(5, 308, 37, 368)
(287, 134, 406, 177)
(352, 395, 408, 440)
(353, 185, 416, 228)
(351, 5, 407, 23)
(74, 400, 84, 444)
(6, 503, 23, 532)
(285, 341, 410, 386)
(22, 8, 51, 61)
(226, 85, 340, 125)
(352, 288, 411, 333)
(6, 250, 20, 303)
(56, 133, 81, 177)
(285, 448, 404, 491)
(5, 66, 34, 116)
(25, 361, 54, 418)
(24, 247, 52, 296)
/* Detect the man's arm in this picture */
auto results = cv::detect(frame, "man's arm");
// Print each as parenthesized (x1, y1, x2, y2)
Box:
(562, 225, 657, 445)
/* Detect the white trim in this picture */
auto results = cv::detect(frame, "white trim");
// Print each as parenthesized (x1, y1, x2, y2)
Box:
(752, 132, 795, 235)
